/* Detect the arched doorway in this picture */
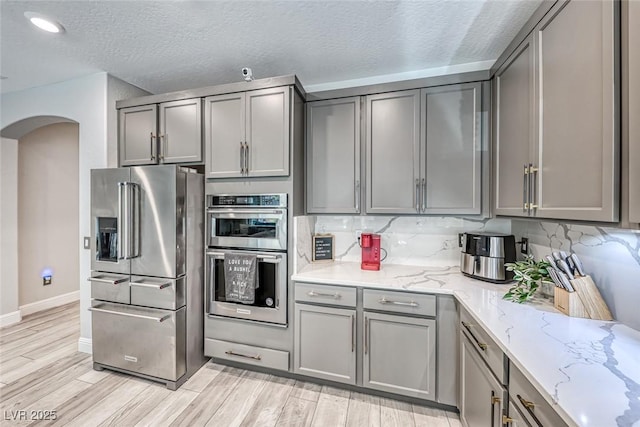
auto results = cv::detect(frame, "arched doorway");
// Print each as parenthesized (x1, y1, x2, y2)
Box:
(1, 116, 80, 325)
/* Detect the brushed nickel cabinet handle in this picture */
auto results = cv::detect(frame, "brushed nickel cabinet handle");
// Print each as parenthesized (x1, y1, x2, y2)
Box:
(529, 164, 538, 211)
(523, 164, 529, 212)
(244, 142, 249, 174)
(225, 350, 262, 361)
(364, 316, 369, 355)
(421, 178, 426, 212)
(307, 291, 341, 299)
(378, 298, 418, 307)
(351, 315, 355, 352)
(240, 141, 244, 174)
(355, 180, 360, 212)
(150, 132, 156, 161)
(415, 178, 420, 213)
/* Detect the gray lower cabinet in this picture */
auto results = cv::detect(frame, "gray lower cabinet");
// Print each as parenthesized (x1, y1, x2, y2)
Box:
(294, 303, 356, 385)
(460, 330, 505, 427)
(119, 99, 202, 167)
(204, 86, 290, 178)
(306, 97, 361, 214)
(366, 90, 421, 214)
(119, 104, 158, 166)
(363, 311, 436, 400)
(421, 83, 482, 214)
(494, 0, 618, 222)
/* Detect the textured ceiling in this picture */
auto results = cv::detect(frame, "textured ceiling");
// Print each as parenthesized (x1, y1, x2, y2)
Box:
(0, 0, 543, 95)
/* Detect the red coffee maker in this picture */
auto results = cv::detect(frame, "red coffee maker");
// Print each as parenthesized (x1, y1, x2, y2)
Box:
(360, 233, 381, 271)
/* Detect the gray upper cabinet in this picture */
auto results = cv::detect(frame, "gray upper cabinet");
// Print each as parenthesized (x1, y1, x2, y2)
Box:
(494, 0, 618, 222)
(204, 93, 245, 178)
(628, 0, 640, 223)
(363, 311, 436, 400)
(366, 90, 421, 214)
(534, 0, 617, 222)
(306, 97, 361, 214)
(158, 98, 202, 164)
(205, 87, 290, 179)
(119, 99, 202, 167)
(421, 83, 482, 214)
(119, 104, 158, 166)
(246, 87, 290, 177)
(294, 303, 356, 385)
(493, 35, 535, 218)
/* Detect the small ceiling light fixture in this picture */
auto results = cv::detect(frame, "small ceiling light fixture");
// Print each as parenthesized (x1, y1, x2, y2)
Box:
(24, 12, 65, 34)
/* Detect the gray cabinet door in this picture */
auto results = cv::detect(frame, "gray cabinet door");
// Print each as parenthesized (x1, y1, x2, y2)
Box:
(159, 98, 202, 164)
(119, 105, 158, 166)
(421, 83, 482, 214)
(534, 0, 618, 222)
(246, 87, 290, 177)
(493, 35, 535, 217)
(629, 0, 640, 223)
(204, 93, 245, 178)
(460, 333, 505, 427)
(366, 90, 421, 214)
(294, 303, 356, 385)
(306, 97, 361, 214)
(363, 312, 436, 400)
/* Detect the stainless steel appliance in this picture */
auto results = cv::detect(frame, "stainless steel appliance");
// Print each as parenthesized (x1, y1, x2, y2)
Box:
(206, 194, 288, 325)
(206, 194, 287, 251)
(460, 233, 516, 283)
(89, 165, 207, 390)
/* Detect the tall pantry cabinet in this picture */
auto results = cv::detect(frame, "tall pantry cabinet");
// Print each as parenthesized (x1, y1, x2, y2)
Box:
(494, 0, 618, 222)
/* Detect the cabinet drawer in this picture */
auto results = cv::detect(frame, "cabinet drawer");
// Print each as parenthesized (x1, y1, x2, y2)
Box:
(90, 302, 185, 381)
(363, 289, 436, 317)
(460, 308, 505, 384)
(295, 283, 357, 307)
(130, 276, 185, 310)
(205, 338, 289, 372)
(509, 364, 567, 427)
(89, 272, 130, 304)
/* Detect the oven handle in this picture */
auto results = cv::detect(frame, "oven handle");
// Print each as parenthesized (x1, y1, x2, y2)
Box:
(206, 209, 284, 215)
(206, 251, 282, 262)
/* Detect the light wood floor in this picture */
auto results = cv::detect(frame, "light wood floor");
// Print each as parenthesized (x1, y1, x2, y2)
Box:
(0, 302, 462, 426)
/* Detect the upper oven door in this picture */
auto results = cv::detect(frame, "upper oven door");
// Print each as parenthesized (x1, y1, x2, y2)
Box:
(207, 208, 287, 250)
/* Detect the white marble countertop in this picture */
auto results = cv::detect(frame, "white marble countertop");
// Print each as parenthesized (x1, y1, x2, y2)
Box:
(292, 261, 640, 427)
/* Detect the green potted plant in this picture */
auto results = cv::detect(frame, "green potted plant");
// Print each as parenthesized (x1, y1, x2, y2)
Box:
(503, 255, 552, 303)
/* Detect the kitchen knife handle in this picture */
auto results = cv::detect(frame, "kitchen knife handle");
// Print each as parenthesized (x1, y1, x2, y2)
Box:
(571, 253, 586, 276)
(523, 164, 529, 213)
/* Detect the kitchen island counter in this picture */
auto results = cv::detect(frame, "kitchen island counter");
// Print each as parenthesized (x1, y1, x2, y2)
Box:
(292, 261, 640, 427)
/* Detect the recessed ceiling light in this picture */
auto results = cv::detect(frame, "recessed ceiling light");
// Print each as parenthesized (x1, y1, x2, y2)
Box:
(24, 12, 65, 34)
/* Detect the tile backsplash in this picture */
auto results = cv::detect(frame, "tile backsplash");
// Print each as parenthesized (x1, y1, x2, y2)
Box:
(312, 215, 512, 266)
(512, 220, 640, 331)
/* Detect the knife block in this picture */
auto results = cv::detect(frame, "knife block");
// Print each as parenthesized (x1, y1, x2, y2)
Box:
(553, 275, 613, 321)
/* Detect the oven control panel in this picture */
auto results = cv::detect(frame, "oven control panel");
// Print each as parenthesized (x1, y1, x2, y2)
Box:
(208, 194, 287, 208)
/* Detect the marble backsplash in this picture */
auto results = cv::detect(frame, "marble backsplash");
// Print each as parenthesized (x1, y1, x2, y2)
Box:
(311, 215, 512, 266)
(512, 220, 640, 331)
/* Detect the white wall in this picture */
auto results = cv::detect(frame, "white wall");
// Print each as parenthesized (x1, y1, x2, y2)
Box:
(18, 123, 79, 306)
(0, 138, 19, 324)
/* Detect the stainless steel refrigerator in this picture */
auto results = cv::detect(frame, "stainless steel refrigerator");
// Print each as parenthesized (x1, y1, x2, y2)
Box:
(88, 165, 207, 390)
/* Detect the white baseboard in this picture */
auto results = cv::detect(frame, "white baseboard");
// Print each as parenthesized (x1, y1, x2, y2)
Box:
(19, 290, 80, 317)
(0, 310, 22, 328)
(78, 337, 92, 354)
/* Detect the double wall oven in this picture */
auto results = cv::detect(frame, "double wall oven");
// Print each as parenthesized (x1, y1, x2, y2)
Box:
(206, 194, 288, 325)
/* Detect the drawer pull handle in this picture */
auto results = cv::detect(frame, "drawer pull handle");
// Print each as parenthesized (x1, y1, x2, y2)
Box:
(503, 415, 514, 425)
(517, 394, 543, 427)
(225, 350, 262, 361)
(88, 306, 170, 322)
(491, 396, 501, 405)
(130, 281, 172, 290)
(87, 276, 128, 285)
(378, 298, 418, 307)
(307, 291, 341, 299)
(461, 321, 488, 351)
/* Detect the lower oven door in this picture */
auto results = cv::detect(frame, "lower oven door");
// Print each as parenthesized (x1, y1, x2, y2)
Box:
(206, 249, 287, 325)
(89, 301, 186, 381)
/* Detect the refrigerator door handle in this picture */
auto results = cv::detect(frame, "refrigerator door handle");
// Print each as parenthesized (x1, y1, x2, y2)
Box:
(129, 182, 140, 259)
(117, 182, 126, 260)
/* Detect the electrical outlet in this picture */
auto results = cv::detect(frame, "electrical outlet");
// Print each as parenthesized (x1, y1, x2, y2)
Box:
(83, 236, 90, 250)
(458, 233, 464, 248)
(43, 275, 52, 286)
(520, 237, 529, 254)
